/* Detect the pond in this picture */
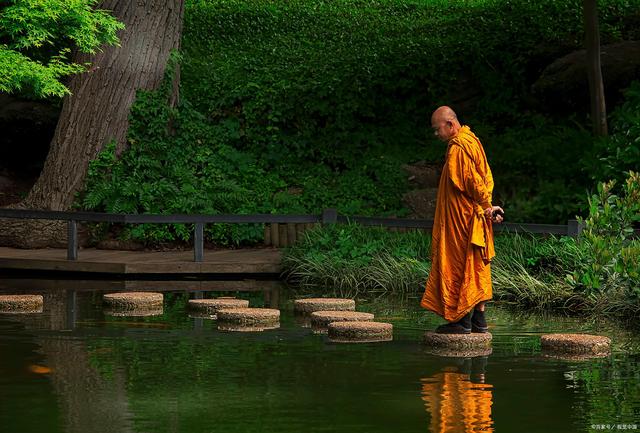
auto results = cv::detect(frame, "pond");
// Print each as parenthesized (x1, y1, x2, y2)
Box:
(0, 278, 639, 433)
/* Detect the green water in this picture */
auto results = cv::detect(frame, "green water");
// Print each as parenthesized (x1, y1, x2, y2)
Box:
(0, 280, 639, 433)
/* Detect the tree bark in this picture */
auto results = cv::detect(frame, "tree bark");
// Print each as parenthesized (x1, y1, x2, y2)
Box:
(0, 0, 184, 247)
(583, 0, 608, 137)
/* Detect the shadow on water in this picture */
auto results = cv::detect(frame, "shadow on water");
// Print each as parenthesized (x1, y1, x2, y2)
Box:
(0, 278, 639, 433)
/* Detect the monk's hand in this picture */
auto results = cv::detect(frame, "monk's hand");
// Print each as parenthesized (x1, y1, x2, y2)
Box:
(486, 206, 504, 223)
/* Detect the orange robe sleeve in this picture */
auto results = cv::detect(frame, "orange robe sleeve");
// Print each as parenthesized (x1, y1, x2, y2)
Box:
(447, 142, 492, 210)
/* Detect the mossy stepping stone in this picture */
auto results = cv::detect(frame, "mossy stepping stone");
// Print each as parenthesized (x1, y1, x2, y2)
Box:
(216, 308, 280, 327)
(188, 298, 249, 317)
(424, 347, 493, 358)
(541, 333, 611, 356)
(294, 298, 355, 315)
(328, 321, 392, 343)
(0, 295, 43, 314)
(423, 332, 492, 350)
(104, 307, 163, 317)
(103, 292, 163, 310)
(217, 322, 280, 332)
(311, 311, 374, 333)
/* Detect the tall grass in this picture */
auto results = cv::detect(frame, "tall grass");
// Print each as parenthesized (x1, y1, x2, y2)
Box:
(282, 224, 640, 319)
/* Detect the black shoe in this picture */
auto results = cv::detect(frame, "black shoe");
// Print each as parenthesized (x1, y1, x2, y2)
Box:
(435, 311, 472, 334)
(471, 309, 489, 333)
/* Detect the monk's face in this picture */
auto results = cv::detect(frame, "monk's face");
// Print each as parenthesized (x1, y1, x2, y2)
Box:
(431, 117, 455, 142)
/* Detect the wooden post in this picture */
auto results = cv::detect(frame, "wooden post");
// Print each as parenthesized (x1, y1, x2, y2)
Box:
(567, 219, 585, 237)
(67, 220, 78, 260)
(287, 223, 297, 245)
(264, 224, 271, 246)
(194, 222, 204, 262)
(270, 223, 279, 247)
(296, 223, 305, 240)
(278, 223, 288, 247)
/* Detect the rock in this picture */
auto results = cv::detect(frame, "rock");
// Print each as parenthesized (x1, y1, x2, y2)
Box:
(540, 333, 611, 356)
(216, 307, 280, 326)
(187, 298, 249, 316)
(424, 347, 493, 358)
(0, 294, 44, 313)
(310, 310, 374, 333)
(423, 332, 492, 350)
(327, 321, 393, 343)
(294, 298, 356, 315)
(402, 162, 441, 188)
(103, 292, 163, 310)
(532, 41, 640, 111)
(402, 188, 438, 220)
(104, 307, 163, 317)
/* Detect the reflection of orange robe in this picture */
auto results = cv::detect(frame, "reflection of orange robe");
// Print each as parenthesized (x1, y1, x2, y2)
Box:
(421, 371, 494, 433)
(421, 125, 495, 322)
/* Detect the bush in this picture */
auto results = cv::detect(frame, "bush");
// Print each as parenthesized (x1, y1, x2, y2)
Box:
(570, 172, 640, 299)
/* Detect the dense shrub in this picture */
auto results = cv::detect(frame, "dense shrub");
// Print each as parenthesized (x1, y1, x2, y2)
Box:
(81, 0, 640, 244)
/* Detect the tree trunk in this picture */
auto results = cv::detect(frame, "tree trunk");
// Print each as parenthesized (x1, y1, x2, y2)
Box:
(0, 0, 184, 248)
(583, 0, 608, 137)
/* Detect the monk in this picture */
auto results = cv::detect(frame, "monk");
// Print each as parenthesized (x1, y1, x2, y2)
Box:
(421, 106, 504, 334)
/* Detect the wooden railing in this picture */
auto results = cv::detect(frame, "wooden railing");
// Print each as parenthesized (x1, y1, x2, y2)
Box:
(0, 208, 593, 262)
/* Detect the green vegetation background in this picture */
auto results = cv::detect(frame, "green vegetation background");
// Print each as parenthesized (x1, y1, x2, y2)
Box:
(82, 0, 640, 245)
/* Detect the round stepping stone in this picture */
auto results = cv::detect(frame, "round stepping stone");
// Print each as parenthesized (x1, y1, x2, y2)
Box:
(188, 298, 249, 317)
(103, 292, 163, 310)
(0, 295, 43, 314)
(424, 347, 493, 358)
(217, 322, 280, 332)
(423, 332, 492, 350)
(311, 311, 374, 333)
(216, 308, 280, 327)
(104, 307, 163, 317)
(328, 321, 392, 343)
(540, 333, 611, 356)
(294, 298, 355, 315)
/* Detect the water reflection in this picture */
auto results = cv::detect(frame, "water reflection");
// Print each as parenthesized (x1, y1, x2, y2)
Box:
(421, 356, 493, 433)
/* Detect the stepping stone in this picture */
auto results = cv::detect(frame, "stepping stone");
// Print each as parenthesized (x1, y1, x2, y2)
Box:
(216, 308, 280, 327)
(104, 308, 163, 317)
(188, 298, 249, 317)
(294, 298, 355, 315)
(217, 323, 280, 332)
(311, 311, 374, 333)
(424, 347, 493, 358)
(0, 295, 43, 314)
(103, 292, 163, 310)
(541, 333, 611, 356)
(423, 332, 492, 350)
(328, 321, 392, 343)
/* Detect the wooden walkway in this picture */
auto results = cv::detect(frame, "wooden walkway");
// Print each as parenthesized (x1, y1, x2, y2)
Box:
(0, 247, 282, 275)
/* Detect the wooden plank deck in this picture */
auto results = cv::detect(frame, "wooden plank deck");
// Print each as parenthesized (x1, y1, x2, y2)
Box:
(0, 247, 282, 275)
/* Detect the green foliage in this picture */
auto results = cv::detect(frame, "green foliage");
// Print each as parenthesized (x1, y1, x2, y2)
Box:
(585, 81, 640, 185)
(0, 0, 124, 97)
(487, 115, 593, 223)
(81, 0, 640, 245)
(570, 172, 640, 298)
(82, 55, 407, 245)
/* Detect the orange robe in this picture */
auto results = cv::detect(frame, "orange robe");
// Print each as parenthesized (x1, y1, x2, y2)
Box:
(420, 125, 495, 322)
(421, 371, 494, 433)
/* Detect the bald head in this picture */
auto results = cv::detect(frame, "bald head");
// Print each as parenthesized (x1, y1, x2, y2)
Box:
(431, 106, 461, 142)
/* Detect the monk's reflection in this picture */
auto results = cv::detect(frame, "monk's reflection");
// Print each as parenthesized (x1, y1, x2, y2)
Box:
(421, 356, 493, 433)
